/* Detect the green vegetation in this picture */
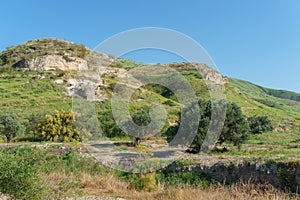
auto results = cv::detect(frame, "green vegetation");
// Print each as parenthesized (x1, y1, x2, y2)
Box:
(228, 78, 300, 131)
(0, 146, 214, 198)
(0, 70, 72, 124)
(248, 115, 274, 134)
(167, 99, 249, 151)
(156, 171, 212, 188)
(0, 145, 297, 199)
(246, 131, 299, 146)
(0, 38, 299, 198)
(110, 58, 144, 70)
(0, 148, 42, 199)
(130, 110, 151, 146)
(0, 113, 24, 142)
(229, 78, 300, 102)
(219, 102, 249, 148)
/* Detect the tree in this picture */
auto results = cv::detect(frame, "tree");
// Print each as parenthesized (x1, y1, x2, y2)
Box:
(248, 115, 274, 134)
(166, 99, 249, 152)
(132, 110, 151, 146)
(38, 110, 80, 142)
(166, 98, 209, 151)
(25, 112, 45, 138)
(121, 110, 152, 146)
(219, 102, 249, 149)
(0, 113, 24, 142)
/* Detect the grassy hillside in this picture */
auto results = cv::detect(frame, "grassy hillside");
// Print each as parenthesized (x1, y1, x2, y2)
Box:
(0, 38, 299, 199)
(228, 78, 300, 130)
(0, 38, 299, 133)
(0, 71, 73, 124)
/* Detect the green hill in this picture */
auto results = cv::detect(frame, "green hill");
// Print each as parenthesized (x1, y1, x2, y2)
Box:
(228, 78, 300, 131)
(0, 38, 299, 133)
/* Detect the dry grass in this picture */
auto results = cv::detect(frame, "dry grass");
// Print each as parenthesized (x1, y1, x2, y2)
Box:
(76, 172, 300, 200)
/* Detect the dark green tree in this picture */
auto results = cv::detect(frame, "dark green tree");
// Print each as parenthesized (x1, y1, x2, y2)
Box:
(248, 115, 274, 134)
(219, 102, 249, 149)
(166, 98, 208, 151)
(0, 113, 24, 142)
(121, 109, 151, 146)
(166, 100, 249, 152)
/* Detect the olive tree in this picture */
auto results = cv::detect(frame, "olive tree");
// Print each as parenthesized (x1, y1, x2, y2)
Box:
(0, 113, 24, 142)
(167, 99, 249, 152)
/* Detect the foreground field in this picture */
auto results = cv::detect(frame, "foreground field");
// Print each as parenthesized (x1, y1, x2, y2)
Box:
(0, 140, 299, 200)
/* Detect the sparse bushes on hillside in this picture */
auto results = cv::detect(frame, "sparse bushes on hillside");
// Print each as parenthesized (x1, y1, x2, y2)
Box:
(38, 110, 80, 142)
(0, 113, 24, 142)
(248, 115, 274, 134)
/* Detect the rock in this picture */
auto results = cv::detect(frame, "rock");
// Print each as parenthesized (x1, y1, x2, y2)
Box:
(14, 55, 88, 71)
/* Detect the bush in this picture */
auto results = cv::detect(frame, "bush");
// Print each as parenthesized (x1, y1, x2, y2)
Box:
(38, 110, 80, 142)
(0, 148, 42, 199)
(97, 101, 126, 138)
(0, 113, 24, 142)
(248, 115, 274, 134)
(156, 171, 212, 188)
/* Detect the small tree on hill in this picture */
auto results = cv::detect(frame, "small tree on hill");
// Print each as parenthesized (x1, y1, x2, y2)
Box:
(166, 100, 249, 152)
(25, 112, 45, 138)
(248, 115, 274, 134)
(121, 110, 152, 146)
(0, 113, 24, 143)
(38, 110, 80, 142)
(219, 102, 249, 149)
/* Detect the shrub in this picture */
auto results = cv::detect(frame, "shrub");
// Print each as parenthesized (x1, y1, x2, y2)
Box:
(156, 170, 212, 188)
(0, 113, 24, 142)
(38, 110, 80, 142)
(248, 115, 274, 134)
(97, 101, 126, 138)
(0, 148, 42, 199)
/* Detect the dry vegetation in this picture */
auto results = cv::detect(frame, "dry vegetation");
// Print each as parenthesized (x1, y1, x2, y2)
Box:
(69, 172, 298, 200)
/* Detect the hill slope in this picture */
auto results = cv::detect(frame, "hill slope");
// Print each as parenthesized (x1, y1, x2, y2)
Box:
(0, 38, 299, 132)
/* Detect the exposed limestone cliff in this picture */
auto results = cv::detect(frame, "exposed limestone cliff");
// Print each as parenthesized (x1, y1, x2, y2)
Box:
(13, 55, 88, 71)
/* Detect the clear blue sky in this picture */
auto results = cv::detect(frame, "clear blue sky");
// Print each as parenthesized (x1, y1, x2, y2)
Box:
(1, 0, 300, 92)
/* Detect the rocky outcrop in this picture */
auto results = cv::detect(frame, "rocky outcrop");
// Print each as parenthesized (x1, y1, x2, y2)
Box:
(13, 55, 88, 71)
(54, 67, 127, 101)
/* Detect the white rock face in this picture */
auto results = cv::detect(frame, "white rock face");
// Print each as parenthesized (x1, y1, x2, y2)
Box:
(17, 55, 88, 71)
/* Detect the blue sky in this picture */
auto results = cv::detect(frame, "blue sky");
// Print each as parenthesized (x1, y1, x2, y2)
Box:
(1, 0, 300, 92)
